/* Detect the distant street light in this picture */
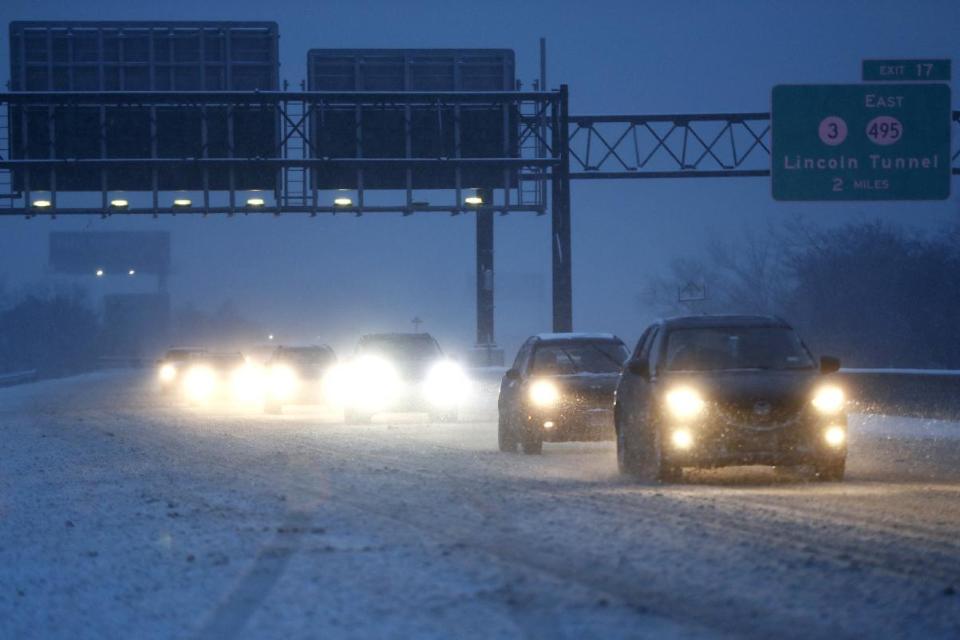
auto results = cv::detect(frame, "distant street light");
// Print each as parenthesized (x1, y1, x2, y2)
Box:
(334, 189, 353, 207)
(465, 187, 490, 206)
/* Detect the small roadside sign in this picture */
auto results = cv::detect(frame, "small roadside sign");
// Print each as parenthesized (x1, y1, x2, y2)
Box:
(863, 59, 951, 82)
(678, 281, 706, 303)
(771, 83, 951, 201)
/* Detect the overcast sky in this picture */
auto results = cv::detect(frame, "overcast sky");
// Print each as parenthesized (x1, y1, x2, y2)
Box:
(1, 0, 958, 356)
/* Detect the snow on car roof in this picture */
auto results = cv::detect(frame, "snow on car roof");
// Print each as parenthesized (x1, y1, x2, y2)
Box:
(534, 332, 621, 342)
(662, 315, 790, 330)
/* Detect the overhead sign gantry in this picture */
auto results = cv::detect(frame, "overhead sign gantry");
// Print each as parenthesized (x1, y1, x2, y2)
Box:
(1, 21, 958, 348)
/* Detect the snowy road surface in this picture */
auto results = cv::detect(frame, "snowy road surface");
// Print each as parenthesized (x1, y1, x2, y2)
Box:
(2, 371, 959, 639)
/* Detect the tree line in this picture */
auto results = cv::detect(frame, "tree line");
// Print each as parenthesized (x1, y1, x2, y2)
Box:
(642, 218, 960, 369)
(0, 282, 262, 378)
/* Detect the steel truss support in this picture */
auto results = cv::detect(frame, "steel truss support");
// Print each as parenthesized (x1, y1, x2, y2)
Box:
(567, 111, 960, 178)
(551, 85, 572, 333)
(475, 189, 494, 347)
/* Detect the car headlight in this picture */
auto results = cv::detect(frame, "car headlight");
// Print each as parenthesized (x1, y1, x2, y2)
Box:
(231, 364, 264, 403)
(183, 365, 217, 402)
(812, 385, 845, 414)
(268, 364, 300, 401)
(671, 428, 694, 450)
(664, 387, 705, 420)
(529, 380, 560, 407)
(424, 360, 470, 407)
(326, 356, 400, 411)
(158, 363, 177, 383)
(824, 425, 846, 447)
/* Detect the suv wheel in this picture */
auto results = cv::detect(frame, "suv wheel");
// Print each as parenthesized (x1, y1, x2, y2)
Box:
(619, 416, 669, 482)
(498, 411, 518, 452)
(520, 425, 543, 455)
(616, 418, 642, 474)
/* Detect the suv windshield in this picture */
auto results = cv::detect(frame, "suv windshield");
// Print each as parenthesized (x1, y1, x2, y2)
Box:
(202, 353, 246, 370)
(531, 341, 629, 375)
(664, 327, 815, 372)
(359, 335, 441, 361)
(165, 350, 202, 362)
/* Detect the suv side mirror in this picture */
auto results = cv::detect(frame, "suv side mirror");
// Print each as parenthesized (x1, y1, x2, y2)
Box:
(627, 359, 650, 379)
(820, 356, 841, 374)
(504, 368, 521, 381)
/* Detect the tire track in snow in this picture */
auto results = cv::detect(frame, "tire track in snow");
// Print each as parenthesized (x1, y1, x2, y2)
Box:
(192, 510, 314, 640)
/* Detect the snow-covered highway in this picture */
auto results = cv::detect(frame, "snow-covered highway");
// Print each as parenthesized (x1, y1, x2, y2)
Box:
(2, 371, 959, 639)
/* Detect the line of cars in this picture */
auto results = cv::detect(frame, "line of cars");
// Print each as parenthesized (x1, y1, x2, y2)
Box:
(155, 333, 472, 421)
(497, 315, 848, 482)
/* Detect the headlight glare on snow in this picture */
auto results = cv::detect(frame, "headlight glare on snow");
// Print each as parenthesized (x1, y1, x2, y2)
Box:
(231, 363, 264, 403)
(268, 364, 300, 401)
(423, 360, 470, 408)
(812, 385, 845, 414)
(324, 356, 400, 411)
(665, 386, 705, 420)
(529, 380, 560, 407)
(183, 365, 217, 402)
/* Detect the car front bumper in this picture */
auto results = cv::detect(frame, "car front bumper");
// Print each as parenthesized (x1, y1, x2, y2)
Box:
(661, 415, 847, 468)
(523, 405, 615, 442)
(346, 381, 460, 415)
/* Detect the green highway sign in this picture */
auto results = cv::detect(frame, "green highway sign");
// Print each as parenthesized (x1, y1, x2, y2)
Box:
(771, 84, 951, 201)
(863, 59, 951, 82)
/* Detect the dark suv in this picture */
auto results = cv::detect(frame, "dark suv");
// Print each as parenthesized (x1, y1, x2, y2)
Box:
(614, 316, 846, 482)
(498, 333, 630, 454)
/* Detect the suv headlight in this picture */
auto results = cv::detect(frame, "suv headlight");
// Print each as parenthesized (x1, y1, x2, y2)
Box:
(158, 363, 176, 383)
(529, 380, 560, 407)
(664, 387, 705, 420)
(183, 365, 217, 402)
(812, 385, 845, 414)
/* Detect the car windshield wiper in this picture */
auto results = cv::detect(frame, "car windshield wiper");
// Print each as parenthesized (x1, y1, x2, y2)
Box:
(557, 347, 580, 371)
(588, 344, 624, 369)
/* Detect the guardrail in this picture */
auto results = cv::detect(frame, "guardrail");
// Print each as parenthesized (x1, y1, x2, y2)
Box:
(839, 368, 960, 419)
(0, 369, 37, 387)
